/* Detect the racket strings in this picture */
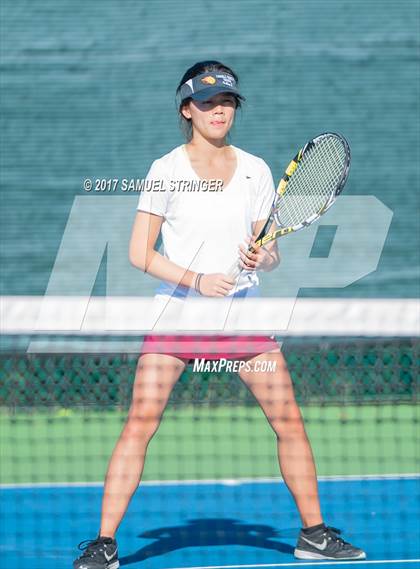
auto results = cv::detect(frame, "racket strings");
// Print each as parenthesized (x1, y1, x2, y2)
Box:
(276, 136, 347, 228)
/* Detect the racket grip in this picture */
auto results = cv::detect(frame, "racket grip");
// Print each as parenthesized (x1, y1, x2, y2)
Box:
(228, 260, 242, 280)
(228, 242, 259, 280)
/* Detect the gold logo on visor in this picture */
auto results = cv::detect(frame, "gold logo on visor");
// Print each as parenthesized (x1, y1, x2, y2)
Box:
(201, 76, 216, 85)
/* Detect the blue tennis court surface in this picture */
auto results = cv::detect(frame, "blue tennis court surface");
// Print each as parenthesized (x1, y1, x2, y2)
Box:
(1, 477, 419, 569)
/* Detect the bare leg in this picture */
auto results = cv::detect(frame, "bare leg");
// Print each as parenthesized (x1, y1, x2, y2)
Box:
(239, 350, 323, 528)
(100, 353, 187, 537)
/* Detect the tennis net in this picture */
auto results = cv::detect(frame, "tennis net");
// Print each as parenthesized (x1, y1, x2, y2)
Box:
(1, 313, 419, 565)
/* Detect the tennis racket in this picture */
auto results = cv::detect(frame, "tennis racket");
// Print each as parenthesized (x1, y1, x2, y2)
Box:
(230, 132, 351, 279)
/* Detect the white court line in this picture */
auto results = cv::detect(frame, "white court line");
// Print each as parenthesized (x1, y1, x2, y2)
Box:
(1, 473, 419, 490)
(167, 560, 420, 569)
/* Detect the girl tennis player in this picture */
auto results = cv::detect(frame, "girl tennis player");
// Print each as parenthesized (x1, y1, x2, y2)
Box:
(73, 61, 365, 567)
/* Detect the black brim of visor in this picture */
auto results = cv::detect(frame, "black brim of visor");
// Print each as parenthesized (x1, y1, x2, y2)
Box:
(189, 86, 245, 102)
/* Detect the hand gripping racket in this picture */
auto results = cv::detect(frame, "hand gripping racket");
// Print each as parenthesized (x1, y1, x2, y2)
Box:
(230, 132, 351, 279)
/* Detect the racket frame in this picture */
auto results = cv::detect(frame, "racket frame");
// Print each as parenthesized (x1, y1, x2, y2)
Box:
(255, 132, 350, 248)
(231, 132, 351, 276)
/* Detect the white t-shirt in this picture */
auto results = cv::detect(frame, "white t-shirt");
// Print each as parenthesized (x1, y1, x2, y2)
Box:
(137, 144, 275, 297)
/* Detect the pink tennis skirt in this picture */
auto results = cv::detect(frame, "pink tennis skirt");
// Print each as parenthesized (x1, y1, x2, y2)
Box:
(141, 334, 279, 361)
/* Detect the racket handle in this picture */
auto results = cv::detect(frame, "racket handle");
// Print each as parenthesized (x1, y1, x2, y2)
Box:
(229, 216, 273, 280)
(229, 261, 242, 281)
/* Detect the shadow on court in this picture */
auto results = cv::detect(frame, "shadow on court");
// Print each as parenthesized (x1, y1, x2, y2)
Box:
(119, 518, 295, 565)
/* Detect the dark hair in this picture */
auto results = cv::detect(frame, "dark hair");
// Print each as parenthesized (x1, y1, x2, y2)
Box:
(176, 60, 242, 141)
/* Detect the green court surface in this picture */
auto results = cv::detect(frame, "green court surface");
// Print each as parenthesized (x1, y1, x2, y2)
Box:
(1, 404, 417, 485)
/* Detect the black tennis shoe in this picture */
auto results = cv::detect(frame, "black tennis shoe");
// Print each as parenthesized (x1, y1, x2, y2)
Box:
(73, 536, 119, 569)
(294, 524, 366, 560)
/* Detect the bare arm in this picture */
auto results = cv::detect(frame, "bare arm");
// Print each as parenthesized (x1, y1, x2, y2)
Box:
(129, 211, 235, 296)
(129, 211, 197, 288)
